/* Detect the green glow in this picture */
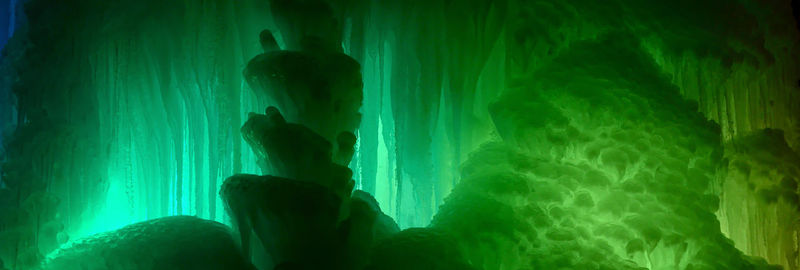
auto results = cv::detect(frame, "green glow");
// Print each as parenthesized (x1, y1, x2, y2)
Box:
(0, 0, 798, 269)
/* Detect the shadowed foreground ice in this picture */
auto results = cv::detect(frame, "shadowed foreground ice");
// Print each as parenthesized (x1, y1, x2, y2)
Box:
(43, 216, 254, 270)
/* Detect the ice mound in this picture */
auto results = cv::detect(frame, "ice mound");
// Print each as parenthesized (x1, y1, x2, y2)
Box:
(43, 216, 253, 270)
(430, 33, 781, 270)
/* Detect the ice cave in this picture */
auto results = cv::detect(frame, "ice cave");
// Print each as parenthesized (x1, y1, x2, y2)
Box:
(0, 0, 799, 269)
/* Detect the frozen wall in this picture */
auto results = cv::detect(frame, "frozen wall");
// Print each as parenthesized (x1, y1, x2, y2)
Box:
(1, 1, 273, 268)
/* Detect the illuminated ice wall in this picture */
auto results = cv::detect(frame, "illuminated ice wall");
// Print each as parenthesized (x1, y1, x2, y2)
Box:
(0, 0, 799, 269)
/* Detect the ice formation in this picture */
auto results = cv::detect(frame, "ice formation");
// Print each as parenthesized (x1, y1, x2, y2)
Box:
(243, 35, 363, 145)
(42, 216, 253, 270)
(717, 129, 800, 269)
(365, 228, 475, 270)
(427, 33, 778, 270)
(221, 18, 397, 268)
(0, 0, 798, 269)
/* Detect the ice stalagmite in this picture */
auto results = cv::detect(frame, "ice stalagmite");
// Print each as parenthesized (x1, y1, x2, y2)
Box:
(244, 31, 363, 147)
(222, 2, 398, 266)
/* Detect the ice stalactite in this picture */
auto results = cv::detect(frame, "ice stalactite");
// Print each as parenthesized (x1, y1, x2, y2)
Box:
(0, 0, 20, 180)
(0, 1, 276, 267)
(644, 0, 800, 151)
(364, 1, 448, 227)
(716, 129, 800, 269)
(346, 0, 508, 227)
(0, 1, 112, 267)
